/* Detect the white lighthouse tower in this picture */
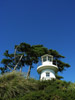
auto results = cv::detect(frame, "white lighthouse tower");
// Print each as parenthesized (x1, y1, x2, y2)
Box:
(37, 54, 58, 80)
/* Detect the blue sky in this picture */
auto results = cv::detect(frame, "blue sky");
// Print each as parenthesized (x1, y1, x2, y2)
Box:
(0, 0, 75, 82)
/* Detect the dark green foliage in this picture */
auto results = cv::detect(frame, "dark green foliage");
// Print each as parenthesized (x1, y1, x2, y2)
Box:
(0, 43, 49, 79)
(48, 49, 65, 58)
(0, 42, 70, 75)
(1, 50, 21, 73)
(56, 74, 64, 80)
(0, 72, 75, 100)
(48, 49, 70, 72)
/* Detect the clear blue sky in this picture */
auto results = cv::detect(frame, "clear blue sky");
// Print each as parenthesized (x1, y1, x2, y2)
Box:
(0, 0, 75, 82)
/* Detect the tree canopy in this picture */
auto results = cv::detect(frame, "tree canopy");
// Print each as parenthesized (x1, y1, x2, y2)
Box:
(0, 42, 70, 79)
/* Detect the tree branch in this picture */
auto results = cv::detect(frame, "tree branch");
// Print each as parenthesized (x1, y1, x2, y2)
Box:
(14, 55, 23, 70)
(7, 65, 13, 71)
(14, 46, 19, 62)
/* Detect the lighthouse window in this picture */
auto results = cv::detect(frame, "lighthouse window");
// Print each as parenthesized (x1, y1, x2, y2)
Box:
(43, 57, 46, 62)
(48, 56, 52, 62)
(46, 72, 50, 77)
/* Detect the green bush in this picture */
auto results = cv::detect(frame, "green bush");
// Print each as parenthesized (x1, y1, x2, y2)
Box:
(0, 71, 38, 100)
(0, 72, 75, 100)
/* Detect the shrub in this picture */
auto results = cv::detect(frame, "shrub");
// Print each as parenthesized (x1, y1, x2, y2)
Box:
(0, 71, 38, 100)
(0, 72, 75, 100)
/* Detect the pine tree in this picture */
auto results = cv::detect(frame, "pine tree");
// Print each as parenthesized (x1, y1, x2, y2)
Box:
(0, 42, 70, 79)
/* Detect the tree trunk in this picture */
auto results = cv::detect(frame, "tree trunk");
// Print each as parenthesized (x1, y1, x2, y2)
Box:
(14, 55, 23, 70)
(26, 65, 32, 79)
(20, 65, 22, 72)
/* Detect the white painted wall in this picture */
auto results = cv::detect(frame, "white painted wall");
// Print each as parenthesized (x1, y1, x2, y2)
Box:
(42, 61, 53, 65)
(37, 55, 58, 80)
(40, 69, 56, 80)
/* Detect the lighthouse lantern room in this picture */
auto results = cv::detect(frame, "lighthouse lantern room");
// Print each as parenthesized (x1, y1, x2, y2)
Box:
(37, 54, 58, 80)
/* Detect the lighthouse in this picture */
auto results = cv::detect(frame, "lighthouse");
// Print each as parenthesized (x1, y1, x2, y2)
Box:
(37, 54, 58, 80)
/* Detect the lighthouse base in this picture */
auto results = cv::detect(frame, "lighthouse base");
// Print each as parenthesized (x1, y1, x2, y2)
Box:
(40, 69, 56, 81)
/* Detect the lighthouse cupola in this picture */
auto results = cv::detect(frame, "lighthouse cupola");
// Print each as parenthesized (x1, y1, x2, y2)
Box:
(37, 54, 58, 80)
(41, 54, 53, 65)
